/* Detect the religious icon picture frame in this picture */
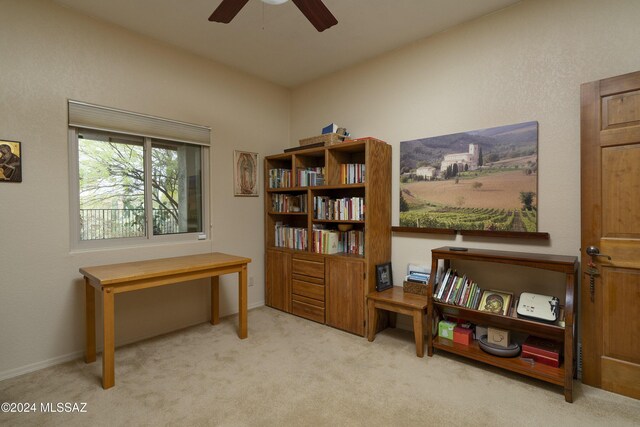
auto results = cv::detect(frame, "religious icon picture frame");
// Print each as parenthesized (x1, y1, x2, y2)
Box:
(0, 139, 22, 183)
(233, 150, 258, 197)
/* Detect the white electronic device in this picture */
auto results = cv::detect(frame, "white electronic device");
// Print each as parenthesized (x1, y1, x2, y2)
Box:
(517, 292, 560, 323)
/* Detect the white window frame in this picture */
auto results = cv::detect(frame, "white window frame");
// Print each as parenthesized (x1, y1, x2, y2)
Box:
(68, 102, 210, 251)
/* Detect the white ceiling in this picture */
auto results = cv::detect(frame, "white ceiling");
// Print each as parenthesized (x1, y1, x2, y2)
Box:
(54, 0, 520, 88)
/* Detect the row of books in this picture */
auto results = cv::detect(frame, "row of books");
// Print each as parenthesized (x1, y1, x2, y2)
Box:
(274, 223, 307, 251)
(337, 229, 364, 255)
(340, 163, 365, 184)
(313, 196, 364, 221)
(311, 226, 364, 255)
(310, 229, 363, 255)
(433, 269, 483, 309)
(269, 164, 363, 188)
(297, 167, 325, 187)
(268, 168, 291, 189)
(271, 194, 307, 213)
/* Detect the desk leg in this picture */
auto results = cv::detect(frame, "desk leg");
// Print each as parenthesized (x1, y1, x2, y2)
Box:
(413, 309, 425, 358)
(238, 265, 248, 339)
(102, 288, 115, 389)
(85, 278, 96, 363)
(367, 299, 378, 342)
(210, 276, 220, 325)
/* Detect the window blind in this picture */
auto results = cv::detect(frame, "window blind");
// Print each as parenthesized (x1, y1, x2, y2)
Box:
(68, 100, 210, 146)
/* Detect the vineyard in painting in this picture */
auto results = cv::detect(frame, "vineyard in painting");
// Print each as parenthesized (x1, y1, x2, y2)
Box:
(399, 122, 538, 232)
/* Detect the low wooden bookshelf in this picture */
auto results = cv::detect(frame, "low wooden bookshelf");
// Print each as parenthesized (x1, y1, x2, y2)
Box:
(426, 246, 578, 402)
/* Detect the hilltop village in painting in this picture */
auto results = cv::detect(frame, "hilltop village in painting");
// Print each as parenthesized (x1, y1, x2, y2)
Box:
(399, 121, 538, 232)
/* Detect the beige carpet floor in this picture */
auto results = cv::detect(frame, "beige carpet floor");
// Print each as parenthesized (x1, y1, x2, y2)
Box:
(1, 306, 639, 426)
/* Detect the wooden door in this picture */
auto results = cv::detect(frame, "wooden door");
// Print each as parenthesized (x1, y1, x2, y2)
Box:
(326, 258, 365, 336)
(581, 71, 640, 399)
(265, 249, 291, 313)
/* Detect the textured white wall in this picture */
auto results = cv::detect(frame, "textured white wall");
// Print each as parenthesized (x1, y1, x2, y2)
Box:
(0, 0, 289, 378)
(291, 0, 640, 292)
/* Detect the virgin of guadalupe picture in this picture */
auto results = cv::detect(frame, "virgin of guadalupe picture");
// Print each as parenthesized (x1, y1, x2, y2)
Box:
(234, 150, 258, 196)
(0, 140, 22, 183)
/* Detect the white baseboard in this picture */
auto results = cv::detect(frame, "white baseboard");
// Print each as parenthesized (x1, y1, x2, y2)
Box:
(0, 301, 266, 382)
(0, 350, 85, 382)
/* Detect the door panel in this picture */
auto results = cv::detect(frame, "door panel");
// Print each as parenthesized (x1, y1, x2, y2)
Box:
(601, 90, 640, 129)
(601, 145, 640, 237)
(265, 249, 291, 312)
(326, 258, 365, 336)
(581, 71, 640, 400)
(602, 269, 640, 364)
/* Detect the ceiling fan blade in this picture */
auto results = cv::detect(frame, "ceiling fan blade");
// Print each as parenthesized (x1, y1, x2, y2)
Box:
(209, 0, 250, 23)
(291, 0, 338, 32)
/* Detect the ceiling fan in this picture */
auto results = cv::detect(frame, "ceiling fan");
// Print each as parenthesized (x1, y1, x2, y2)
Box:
(209, 0, 338, 32)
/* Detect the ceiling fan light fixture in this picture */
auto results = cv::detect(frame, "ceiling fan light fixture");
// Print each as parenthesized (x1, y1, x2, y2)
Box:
(262, 0, 289, 5)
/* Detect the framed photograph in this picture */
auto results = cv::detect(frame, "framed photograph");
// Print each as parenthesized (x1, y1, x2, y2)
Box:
(478, 289, 513, 316)
(376, 262, 393, 292)
(234, 150, 258, 197)
(0, 140, 22, 183)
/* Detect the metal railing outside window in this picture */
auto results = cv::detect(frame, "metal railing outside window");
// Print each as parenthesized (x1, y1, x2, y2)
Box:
(79, 208, 180, 240)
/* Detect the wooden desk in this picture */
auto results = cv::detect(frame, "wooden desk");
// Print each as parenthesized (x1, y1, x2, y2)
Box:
(367, 287, 429, 357)
(80, 252, 251, 389)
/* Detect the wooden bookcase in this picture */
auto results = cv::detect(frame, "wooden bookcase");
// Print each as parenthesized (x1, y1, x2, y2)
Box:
(264, 138, 391, 336)
(426, 246, 578, 402)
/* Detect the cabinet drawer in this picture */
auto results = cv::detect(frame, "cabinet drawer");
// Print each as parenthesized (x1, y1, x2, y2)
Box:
(292, 278, 325, 301)
(292, 298, 325, 323)
(292, 257, 325, 279)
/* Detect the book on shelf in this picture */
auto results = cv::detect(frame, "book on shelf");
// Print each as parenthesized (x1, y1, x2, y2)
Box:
(274, 222, 307, 251)
(313, 196, 364, 221)
(271, 193, 307, 213)
(268, 168, 291, 188)
(405, 271, 429, 284)
(297, 167, 325, 187)
(433, 268, 483, 309)
(340, 163, 365, 184)
(311, 225, 364, 256)
(312, 228, 340, 254)
(340, 229, 364, 255)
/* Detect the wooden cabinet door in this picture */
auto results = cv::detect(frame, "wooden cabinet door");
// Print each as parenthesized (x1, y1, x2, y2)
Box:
(265, 249, 291, 313)
(326, 258, 365, 336)
(581, 71, 640, 399)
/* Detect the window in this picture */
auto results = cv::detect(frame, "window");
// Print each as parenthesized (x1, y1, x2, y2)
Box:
(68, 101, 209, 248)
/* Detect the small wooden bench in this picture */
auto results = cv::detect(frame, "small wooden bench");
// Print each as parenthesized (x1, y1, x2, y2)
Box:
(366, 286, 429, 357)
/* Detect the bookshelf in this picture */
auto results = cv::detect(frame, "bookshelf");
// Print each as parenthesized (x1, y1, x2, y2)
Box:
(426, 247, 578, 402)
(264, 138, 391, 336)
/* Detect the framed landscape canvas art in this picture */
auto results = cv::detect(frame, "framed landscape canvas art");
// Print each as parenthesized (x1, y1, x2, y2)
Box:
(399, 121, 538, 232)
(234, 150, 258, 197)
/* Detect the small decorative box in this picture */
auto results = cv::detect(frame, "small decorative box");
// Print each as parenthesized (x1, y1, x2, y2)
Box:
(487, 326, 511, 348)
(299, 133, 342, 146)
(438, 320, 456, 340)
(403, 280, 429, 296)
(521, 336, 561, 367)
(453, 326, 473, 345)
